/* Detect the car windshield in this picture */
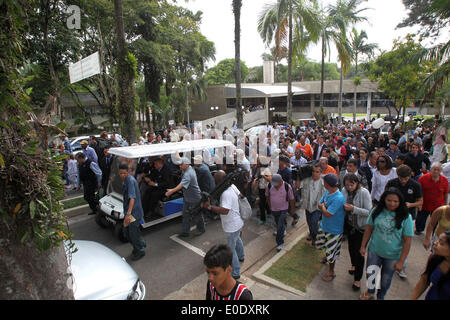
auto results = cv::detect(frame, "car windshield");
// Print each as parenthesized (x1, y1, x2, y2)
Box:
(108, 156, 138, 198)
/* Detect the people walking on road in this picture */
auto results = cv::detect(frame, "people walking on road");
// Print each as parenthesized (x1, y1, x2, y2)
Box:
(416, 162, 449, 235)
(316, 173, 346, 282)
(266, 174, 295, 252)
(76, 152, 102, 216)
(202, 171, 245, 279)
(341, 173, 372, 291)
(360, 188, 413, 300)
(298, 163, 325, 245)
(119, 163, 146, 261)
(411, 229, 450, 300)
(204, 244, 253, 300)
(166, 157, 205, 237)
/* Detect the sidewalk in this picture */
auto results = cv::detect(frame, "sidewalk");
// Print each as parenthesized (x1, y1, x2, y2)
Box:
(163, 209, 431, 300)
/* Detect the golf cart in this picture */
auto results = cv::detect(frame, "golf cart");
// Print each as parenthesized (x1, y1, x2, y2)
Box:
(96, 139, 233, 242)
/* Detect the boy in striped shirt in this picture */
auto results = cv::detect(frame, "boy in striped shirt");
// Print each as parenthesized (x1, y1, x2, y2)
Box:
(204, 244, 253, 300)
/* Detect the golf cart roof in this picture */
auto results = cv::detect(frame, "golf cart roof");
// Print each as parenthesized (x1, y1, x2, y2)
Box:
(108, 139, 233, 159)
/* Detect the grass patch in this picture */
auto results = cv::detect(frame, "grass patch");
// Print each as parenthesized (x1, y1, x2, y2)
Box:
(61, 197, 87, 210)
(264, 239, 323, 292)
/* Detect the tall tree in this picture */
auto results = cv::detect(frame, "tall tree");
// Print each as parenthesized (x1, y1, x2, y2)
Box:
(258, 0, 321, 124)
(233, 0, 243, 129)
(350, 28, 378, 122)
(366, 36, 429, 124)
(114, 0, 137, 144)
(318, 0, 367, 116)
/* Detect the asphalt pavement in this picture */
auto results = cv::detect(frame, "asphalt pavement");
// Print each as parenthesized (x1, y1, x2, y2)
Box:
(67, 205, 296, 300)
(67, 202, 431, 301)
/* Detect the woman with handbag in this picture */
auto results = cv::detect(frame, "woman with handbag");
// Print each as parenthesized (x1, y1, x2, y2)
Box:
(341, 173, 372, 291)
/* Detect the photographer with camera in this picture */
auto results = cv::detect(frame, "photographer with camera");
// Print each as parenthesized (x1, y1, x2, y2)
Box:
(202, 171, 245, 280)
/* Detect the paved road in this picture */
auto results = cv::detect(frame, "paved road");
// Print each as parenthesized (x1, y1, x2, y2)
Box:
(67, 207, 264, 300)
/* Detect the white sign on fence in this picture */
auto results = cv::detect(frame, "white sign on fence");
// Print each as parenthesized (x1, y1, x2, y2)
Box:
(69, 51, 101, 84)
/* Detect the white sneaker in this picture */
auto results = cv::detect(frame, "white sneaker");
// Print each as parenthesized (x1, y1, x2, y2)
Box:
(277, 244, 283, 252)
(396, 270, 407, 279)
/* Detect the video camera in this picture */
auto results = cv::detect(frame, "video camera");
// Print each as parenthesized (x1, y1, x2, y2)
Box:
(291, 160, 318, 181)
(189, 167, 246, 222)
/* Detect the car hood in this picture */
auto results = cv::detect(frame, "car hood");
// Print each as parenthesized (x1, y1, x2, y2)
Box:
(67, 240, 139, 300)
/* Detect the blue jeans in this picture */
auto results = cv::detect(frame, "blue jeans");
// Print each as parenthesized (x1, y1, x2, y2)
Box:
(182, 201, 205, 235)
(125, 220, 146, 257)
(227, 229, 244, 277)
(305, 210, 321, 242)
(366, 249, 397, 300)
(272, 210, 288, 246)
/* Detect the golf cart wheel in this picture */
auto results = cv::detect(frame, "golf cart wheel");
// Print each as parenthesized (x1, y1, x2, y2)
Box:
(114, 223, 128, 243)
(95, 211, 109, 228)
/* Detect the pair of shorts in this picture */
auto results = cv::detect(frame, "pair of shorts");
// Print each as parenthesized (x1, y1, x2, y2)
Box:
(315, 227, 343, 264)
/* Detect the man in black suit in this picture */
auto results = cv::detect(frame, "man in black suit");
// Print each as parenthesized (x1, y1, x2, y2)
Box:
(313, 136, 326, 161)
(99, 148, 114, 195)
(142, 157, 175, 219)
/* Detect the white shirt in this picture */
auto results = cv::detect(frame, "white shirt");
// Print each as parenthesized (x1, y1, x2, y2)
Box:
(371, 168, 398, 201)
(219, 185, 244, 233)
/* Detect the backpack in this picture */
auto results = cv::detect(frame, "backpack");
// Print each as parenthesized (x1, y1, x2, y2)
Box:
(232, 184, 252, 220)
(268, 181, 290, 202)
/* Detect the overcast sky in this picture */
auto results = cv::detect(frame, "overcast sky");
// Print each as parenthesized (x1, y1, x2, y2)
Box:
(177, 0, 421, 68)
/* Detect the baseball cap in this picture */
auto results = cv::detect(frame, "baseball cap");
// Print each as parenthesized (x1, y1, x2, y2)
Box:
(323, 173, 338, 188)
(80, 140, 88, 145)
(193, 155, 203, 164)
(271, 174, 283, 185)
(180, 157, 191, 165)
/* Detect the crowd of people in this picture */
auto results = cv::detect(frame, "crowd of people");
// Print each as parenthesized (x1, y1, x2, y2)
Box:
(57, 116, 450, 300)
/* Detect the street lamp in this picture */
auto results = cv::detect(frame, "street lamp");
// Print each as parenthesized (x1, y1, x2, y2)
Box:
(211, 106, 219, 117)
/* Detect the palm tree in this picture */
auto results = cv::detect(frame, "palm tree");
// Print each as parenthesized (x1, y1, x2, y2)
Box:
(318, 0, 368, 121)
(350, 27, 378, 122)
(232, 0, 243, 129)
(258, 0, 321, 124)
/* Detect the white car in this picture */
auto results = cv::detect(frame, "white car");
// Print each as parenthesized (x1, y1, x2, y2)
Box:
(245, 125, 273, 137)
(70, 133, 128, 155)
(66, 240, 146, 300)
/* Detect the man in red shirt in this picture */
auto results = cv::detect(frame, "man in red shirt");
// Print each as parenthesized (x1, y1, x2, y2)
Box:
(417, 162, 448, 235)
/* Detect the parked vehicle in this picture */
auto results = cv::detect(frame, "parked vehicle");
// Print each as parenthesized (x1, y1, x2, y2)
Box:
(97, 139, 233, 242)
(70, 133, 127, 156)
(66, 240, 146, 300)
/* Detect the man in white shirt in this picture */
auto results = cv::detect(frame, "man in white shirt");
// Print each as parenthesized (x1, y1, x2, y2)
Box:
(202, 171, 245, 280)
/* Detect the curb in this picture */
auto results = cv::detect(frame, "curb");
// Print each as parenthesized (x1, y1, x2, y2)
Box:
(252, 222, 309, 297)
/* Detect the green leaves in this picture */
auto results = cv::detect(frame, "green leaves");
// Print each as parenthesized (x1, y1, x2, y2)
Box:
(205, 59, 249, 85)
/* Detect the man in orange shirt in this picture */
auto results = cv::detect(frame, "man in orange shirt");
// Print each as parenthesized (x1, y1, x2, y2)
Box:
(319, 157, 337, 177)
(296, 135, 313, 161)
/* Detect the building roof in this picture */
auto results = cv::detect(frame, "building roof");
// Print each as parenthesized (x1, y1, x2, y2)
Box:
(224, 84, 307, 98)
(221, 79, 378, 99)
